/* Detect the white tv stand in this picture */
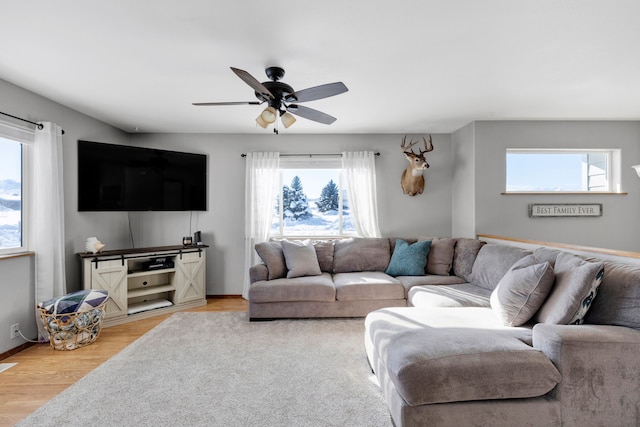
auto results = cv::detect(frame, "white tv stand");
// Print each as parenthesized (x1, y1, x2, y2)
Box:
(80, 245, 207, 327)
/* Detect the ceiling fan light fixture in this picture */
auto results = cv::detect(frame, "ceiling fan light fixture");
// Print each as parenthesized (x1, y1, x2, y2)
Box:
(281, 112, 296, 128)
(255, 114, 269, 128)
(261, 106, 277, 124)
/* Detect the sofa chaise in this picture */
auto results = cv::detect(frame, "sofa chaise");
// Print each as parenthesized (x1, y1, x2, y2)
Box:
(365, 243, 640, 426)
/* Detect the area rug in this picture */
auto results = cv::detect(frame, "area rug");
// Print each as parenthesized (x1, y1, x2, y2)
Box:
(17, 312, 391, 427)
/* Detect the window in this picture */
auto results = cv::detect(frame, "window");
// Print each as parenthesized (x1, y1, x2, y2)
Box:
(505, 149, 621, 193)
(0, 134, 27, 254)
(270, 157, 356, 237)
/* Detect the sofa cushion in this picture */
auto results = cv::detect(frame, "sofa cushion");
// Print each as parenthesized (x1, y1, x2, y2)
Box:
(397, 274, 467, 298)
(385, 239, 432, 276)
(313, 240, 335, 273)
(255, 241, 287, 280)
(408, 283, 492, 308)
(420, 237, 455, 276)
(452, 238, 486, 281)
(535, 252, 604, 325)
(249, 273, 335, 303)
(365, 307, 558, 406)
(281, 239, 322, 278)
(333, 238, 391, 273)
(468, 244, 532, 291)
(532, 246, 563, 266)
(490, 254, 555, 327)
(584, 260, 640, 329)
(334, 272, 404, 301)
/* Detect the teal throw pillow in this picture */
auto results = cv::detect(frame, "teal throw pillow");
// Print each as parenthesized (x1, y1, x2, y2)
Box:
(385, 239, 432, 276)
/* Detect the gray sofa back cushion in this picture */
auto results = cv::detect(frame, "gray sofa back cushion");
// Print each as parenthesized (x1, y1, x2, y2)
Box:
(584, 260, 640, 329)
(452, 238, 486, 281)
(333, 238, 391, 273)
(468, 244, 532, 291)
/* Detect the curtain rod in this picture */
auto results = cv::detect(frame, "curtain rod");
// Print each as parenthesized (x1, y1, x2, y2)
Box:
(0, 111, 65, 135)
(241, 152, 380, 158)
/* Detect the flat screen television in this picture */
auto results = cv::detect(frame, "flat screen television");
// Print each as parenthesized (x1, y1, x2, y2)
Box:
(78, 140, 207, 211)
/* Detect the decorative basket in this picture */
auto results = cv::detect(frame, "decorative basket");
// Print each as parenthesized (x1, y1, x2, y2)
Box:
(39, 301, 107, 351)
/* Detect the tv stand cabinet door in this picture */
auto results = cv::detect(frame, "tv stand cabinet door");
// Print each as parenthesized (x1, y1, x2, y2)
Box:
(174, 250, 206, 304)
(89, 259, 128, 320)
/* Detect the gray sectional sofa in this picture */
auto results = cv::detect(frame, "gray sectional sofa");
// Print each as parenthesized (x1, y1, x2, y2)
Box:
(248, 236, 473, 319)
(248, 236, 640, 426)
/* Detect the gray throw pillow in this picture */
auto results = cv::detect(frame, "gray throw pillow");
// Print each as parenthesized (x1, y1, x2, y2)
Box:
(255, 241, 287, 280)
(281, 239, 322, 278)
(419, 237, 455, 276)
(313, 240, 335, 273)
(452, 238, 486, 281)
(534, 252, 604, 325)
(490, 254, 555, 327)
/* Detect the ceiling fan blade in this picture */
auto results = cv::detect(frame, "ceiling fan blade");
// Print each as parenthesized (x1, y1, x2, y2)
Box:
(230, 67, 274, 100)
(192, 101, 262, 106)
(284, 82, 348, 103)
(287, 104, 337, 125)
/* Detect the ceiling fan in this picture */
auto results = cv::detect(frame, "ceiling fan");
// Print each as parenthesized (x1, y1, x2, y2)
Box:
(193, 67, 348, 133)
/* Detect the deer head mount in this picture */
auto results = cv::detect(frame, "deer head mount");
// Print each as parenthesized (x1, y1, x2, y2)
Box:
(400, 134, 434, 196)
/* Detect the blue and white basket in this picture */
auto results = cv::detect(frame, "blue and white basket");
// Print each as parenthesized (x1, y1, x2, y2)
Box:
(38, 290, 109, 351)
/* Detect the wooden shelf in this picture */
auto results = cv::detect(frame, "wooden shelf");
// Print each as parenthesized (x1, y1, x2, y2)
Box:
(128, 268, 176, 278)
(127, 284, 176, 299)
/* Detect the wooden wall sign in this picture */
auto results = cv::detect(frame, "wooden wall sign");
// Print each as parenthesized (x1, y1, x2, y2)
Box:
(529, 203, 603, 217)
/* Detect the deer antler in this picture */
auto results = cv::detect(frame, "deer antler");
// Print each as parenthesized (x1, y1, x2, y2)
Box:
(419, 135, 434, 154)
(401, 135, 420, 153)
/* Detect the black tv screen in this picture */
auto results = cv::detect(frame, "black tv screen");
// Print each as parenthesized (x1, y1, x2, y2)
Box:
(78, 140, 207, 211)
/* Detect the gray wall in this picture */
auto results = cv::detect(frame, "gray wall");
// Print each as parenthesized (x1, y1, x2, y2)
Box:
(463, 121, 640, 251)
(0, 78, 129, 354)
(128, 133, 453, 295)
(451, 122, 476, 238)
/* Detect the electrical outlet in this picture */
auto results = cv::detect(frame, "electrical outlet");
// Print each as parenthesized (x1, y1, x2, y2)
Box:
(10, 323, 19, 339)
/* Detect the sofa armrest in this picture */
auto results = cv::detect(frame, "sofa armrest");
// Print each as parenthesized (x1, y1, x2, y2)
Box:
(249, 264, 268, 284)
(532, 323, 640, 426)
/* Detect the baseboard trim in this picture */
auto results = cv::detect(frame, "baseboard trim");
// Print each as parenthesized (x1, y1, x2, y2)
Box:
(0, 341, 36, 362)
(207, 294, 243, 299)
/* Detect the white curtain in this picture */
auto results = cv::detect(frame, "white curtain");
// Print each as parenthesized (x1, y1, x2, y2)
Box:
(243, 152, 280, 299)
(342, 151, 381, 237)
(34, 122, 66, 340)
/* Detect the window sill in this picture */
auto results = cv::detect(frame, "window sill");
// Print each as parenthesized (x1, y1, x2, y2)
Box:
(0, 251, 35, 261)
(501, 192, 628, 195)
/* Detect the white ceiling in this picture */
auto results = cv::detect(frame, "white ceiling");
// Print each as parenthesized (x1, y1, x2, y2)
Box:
(1, 1, 640, 134)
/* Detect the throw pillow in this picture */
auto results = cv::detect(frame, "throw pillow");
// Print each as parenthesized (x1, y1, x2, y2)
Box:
(281, 239, 322, 278)
(312, 240, 335, 273)
(490, 254, 555, 327)
(452, 238, 486, 281)
(38, 289, 109, 315)
(419, 237, 455, 276)
(385, 239, 432, 276)
(255, 241, 287, 280)
(534, 252, 605, 325)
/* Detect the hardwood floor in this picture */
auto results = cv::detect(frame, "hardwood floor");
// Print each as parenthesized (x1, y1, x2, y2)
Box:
(0, 297, 247, 427)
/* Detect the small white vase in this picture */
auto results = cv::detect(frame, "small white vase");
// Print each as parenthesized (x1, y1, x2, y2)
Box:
(85, 237, 105, 253)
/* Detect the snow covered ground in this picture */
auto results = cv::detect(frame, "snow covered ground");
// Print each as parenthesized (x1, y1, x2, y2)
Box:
(0, 207, 21, 248)
(272, 198, 355, 236)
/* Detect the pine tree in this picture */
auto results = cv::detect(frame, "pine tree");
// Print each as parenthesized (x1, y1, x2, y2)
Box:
(316, 179, 339, 212)
(285, 176, 312, 221)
